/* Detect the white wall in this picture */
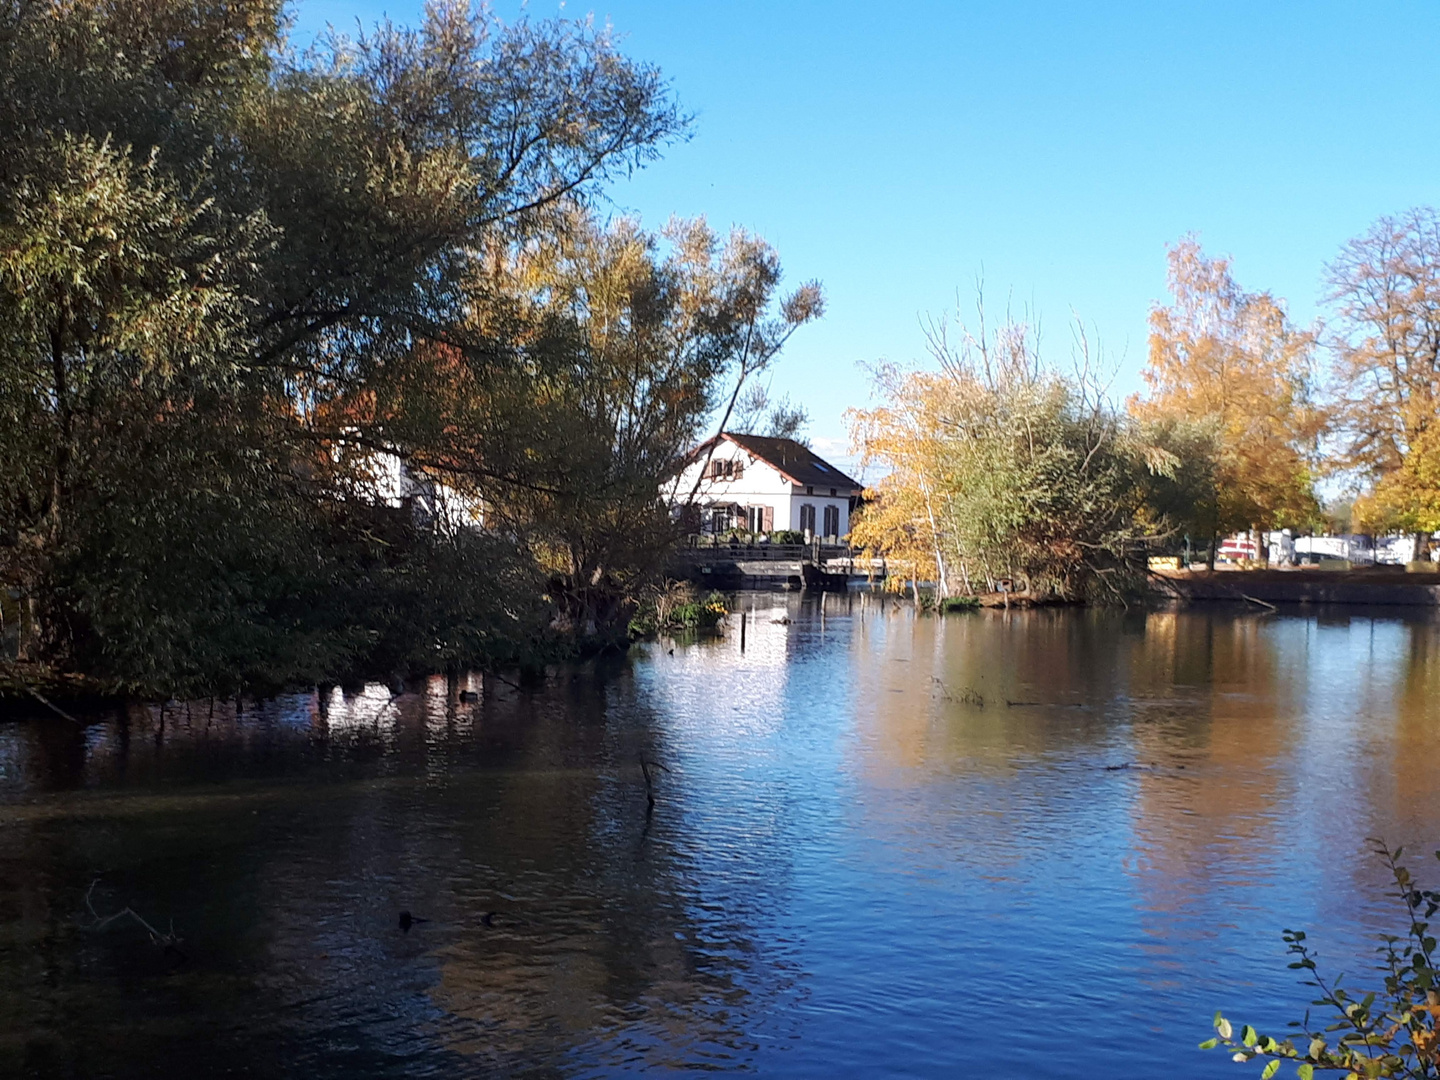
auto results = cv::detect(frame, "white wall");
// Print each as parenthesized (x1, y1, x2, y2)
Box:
(674, 445, 792, 500)
(340, 444, 484, 532)
(787, 494, 851, 538)
(672, 441, 855, 539)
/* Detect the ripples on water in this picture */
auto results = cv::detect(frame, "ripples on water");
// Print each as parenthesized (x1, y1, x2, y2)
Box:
(3, 596, 1440, 1077)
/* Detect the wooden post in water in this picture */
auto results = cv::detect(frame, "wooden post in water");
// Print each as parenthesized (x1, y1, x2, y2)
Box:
(740, 610, 747, 652)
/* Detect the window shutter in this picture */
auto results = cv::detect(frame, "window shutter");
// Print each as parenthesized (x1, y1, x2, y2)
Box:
(763, 506, 773, 531)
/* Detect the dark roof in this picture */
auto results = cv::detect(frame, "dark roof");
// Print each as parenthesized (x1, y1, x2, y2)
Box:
(720, 433, 862, 490)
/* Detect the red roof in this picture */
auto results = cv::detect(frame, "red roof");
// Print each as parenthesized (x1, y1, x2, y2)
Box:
(693, 432, 862, 491)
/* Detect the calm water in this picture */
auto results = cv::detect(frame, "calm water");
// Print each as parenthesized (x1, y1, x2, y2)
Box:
(4, 597, 1440, 1078)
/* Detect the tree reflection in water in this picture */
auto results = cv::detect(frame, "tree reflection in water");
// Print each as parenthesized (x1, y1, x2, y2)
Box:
(2, 597, 1439, 1078)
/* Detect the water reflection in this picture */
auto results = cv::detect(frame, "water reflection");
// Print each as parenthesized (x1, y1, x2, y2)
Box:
(2, 598, 1439, 1077)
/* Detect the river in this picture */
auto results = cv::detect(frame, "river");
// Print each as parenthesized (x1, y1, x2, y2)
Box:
(3, 595, 1440, 1077)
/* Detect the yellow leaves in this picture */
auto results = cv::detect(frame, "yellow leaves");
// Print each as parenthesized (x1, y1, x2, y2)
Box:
(1362, 419, 1440, 533)
(1132, 237, 1321, 533)
(1411, 1024, 1440, 1063)
(845, 368, 958, 593)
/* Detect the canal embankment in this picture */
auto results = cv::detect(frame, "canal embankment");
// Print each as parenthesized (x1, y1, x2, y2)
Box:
(1155, 567, 1440, 606)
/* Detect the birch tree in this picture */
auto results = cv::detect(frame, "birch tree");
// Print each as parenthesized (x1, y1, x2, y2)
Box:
(1131, 238, 1322, 561)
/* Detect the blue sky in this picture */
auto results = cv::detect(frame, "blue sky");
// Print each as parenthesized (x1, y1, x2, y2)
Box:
(293, 1, 1440, 468)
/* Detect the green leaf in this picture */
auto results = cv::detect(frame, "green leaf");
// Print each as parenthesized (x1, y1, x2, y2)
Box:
(1261, 1060, 1280, 1079)
(1218, 1016, 1234, 1040)
(1243, 1025, 1259, 1047)
(1296, 1065, 1313, 1080)
(1199, 1038, 1219, 1050)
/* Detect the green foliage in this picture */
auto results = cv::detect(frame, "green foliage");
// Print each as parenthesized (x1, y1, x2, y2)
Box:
(668, 592, 729, 631)
(940, 596, 980, 613)
(851, 306, 1201, 604)
(0, 0, 816, 696)
(628, 582, 727, 636)
(770, 530, 806, 544)
(1205, 839, 1440, 1079)
(447, 211, 818, 644)
(732, 383, 810, 443)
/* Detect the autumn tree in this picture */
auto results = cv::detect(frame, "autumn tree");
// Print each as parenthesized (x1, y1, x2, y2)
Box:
(847, 364, 957, 598)
(1132, 238, 1322, 563)
(730, 383, 811, 443)
(850, 303, 1196, 602)
(0, 0, 709, 691)
(1327, 208, 1440, 545)
(461, 215, 818, 639)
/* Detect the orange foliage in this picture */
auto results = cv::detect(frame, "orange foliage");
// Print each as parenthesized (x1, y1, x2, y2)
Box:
(1131, 237, 1322, 536)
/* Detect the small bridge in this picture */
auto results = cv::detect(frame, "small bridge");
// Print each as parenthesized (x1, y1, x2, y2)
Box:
(669, 539, 885, 590)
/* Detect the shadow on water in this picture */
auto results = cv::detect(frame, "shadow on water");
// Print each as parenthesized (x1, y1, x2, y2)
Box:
(0, 664, 781, 1078)
(3, 594, 1440, 1077)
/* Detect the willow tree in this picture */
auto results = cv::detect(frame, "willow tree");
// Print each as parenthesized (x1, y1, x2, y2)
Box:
(850, 305, 1194, 602)
(0, 0, 692, 690)
(847, 364, 957, 597)
(730, 384, 811, 443)
(1327, 208, 1440, 544)
(348, 211, 822, 643)
(1131, 238, 1323, 563)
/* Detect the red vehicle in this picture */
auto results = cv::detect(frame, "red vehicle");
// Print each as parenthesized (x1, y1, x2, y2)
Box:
(1217, 534, 1259, 562)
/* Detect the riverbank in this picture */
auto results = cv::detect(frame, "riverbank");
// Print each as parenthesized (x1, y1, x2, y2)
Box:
(0, 623, 629, 715)
(0, 662, 121, 713)
(1154, 567, 1440, 607)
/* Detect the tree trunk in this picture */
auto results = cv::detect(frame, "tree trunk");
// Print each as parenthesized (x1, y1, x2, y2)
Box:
(48, 317, 71, 543)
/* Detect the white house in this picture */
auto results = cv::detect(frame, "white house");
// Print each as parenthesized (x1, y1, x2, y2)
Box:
(672, 433, 863, 541)
(334, 437, 485, 533)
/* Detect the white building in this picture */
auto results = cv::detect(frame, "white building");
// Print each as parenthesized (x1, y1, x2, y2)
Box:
(672, 433, 863, 541)
(335, 438, 484, 533)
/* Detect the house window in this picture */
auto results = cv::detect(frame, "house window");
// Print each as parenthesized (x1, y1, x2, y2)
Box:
(823, 505, 840, 537)
(708, 459, 739, 480)
(806, 485, 814, 495)
(748, 505, 772, 533)
(708, 505, 744, 532)
(799, 503, 816, 534)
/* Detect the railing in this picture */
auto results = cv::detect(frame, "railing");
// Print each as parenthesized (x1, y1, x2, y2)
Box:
(676, 537, 854, 562)
(672, 537, 886, 576)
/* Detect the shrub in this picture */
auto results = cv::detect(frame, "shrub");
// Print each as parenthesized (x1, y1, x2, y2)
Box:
(1204, 838, 1440, 1079)
(668, 591, 728, 630)
(629, 584, 727, 636)
(770, 530, 806, 544)
(940, 596, 980, 613)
